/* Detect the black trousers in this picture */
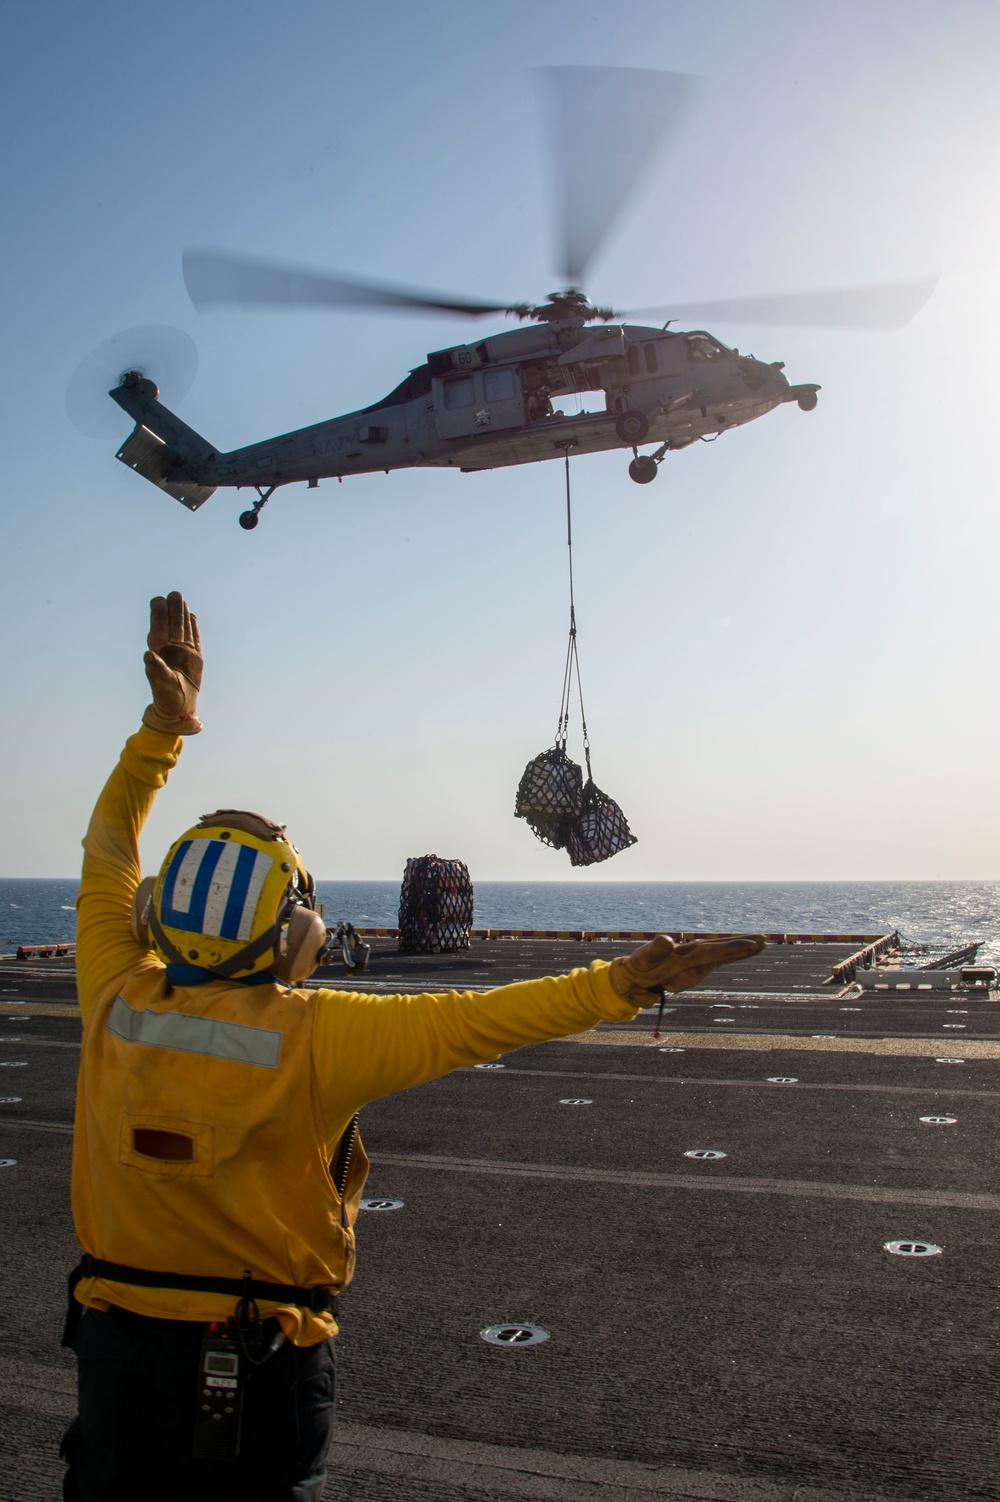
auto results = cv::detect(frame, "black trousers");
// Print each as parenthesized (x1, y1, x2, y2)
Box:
(61, 1304, 336, 1502)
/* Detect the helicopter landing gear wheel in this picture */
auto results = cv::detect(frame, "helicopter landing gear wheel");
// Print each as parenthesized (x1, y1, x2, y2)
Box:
(237, 483, 278, 530)
(628, 455, 658, 485)
(796, 389, 818, 411)
(615, 410, 649, 444)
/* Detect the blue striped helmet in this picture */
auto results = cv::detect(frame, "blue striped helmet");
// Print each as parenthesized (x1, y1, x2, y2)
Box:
(149, 810, 315, 978)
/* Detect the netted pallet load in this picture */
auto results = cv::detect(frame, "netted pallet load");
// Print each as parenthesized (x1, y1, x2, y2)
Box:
(514, 745, 583, 850)
(563, 778, 638, 867)
(398, 854, 474, 953)
(515, 747, 637, 867)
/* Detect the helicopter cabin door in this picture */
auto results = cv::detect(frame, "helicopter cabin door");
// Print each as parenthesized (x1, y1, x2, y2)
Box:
(432, 367, 525, 440)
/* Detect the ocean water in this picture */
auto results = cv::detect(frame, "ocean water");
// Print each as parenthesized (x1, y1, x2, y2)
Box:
(2, 878, 998, 962)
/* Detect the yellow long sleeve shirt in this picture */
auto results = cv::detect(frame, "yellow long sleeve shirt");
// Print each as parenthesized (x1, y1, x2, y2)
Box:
(73, 726, 641, 1341)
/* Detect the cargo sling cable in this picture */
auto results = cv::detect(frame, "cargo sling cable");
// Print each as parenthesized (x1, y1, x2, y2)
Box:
(513, 448, 637, 866)
(557, 447, 591, 787)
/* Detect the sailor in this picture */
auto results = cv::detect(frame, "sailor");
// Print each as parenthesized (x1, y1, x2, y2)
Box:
(529, 383, 555, 421)
(60, 591, 764, 1501)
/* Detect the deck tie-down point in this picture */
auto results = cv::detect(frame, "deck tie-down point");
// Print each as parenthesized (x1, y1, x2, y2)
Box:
(480, 1323, 550, 1348)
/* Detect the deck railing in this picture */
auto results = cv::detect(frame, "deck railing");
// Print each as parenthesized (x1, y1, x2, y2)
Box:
(828, 931, 900, 985)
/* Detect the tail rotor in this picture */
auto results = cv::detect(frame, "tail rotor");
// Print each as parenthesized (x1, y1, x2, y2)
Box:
(66, 325, 198, 439)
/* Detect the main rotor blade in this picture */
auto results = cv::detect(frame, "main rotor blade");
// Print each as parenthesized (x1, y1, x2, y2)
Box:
(183, 250, 509, 317)
(625, 277, 940, 330)
(542, 66, 700, 288)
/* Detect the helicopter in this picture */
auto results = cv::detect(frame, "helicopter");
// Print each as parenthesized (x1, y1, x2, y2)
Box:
(87, 68, 937, 530)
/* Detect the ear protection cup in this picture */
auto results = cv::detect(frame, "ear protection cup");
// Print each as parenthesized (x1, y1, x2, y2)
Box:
(272, 906, 328, 984)
(130, 876, 157, 947)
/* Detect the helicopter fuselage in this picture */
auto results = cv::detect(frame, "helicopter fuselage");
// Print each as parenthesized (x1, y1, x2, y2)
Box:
(111, 317, 819, 517)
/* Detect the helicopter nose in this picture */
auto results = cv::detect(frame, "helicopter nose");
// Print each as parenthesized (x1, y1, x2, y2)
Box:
(739, 355, 787, 393)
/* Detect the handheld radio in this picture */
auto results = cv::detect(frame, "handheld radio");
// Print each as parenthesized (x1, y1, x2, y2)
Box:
(193, 1330, 244, 1460)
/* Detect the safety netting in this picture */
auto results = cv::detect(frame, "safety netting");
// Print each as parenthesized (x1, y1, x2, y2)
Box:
(398, 854, 474, 952)
(514, 453, 637, 868)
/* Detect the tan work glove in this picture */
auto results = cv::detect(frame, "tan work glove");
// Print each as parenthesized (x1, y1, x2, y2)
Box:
(609, 932, 766, 1005)
(142, 591, 203, 735)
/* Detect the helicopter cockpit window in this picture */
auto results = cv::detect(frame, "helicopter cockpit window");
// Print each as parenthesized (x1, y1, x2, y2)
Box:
(443, 376, 475, 409)
(627, 345, 641, 378)
(644, 343, 658, 374)
(686, 334, 726, 363)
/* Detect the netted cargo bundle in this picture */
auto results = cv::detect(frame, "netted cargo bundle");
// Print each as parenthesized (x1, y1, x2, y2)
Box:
(398, 854, 474, 953)
(515, 744, 583, 818)
(514, 745, 583, 849)
(563, 779, 638, 868)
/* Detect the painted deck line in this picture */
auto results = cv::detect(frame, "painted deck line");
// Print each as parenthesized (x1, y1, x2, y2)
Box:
(0, 1002, 80, 1016)
(465, 1067, 1000, 1100)
(573, 1030, 1000, 1057)
(8, 1122, 995, 1210)
(0, 1037, 80, 1049)
(328, 1419, 884, 1502)
(5, 1019, 1000, 1058)
(370, 1150, 1000, 1212)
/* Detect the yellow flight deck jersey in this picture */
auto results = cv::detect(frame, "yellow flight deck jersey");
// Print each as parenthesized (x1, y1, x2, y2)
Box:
(73, 727, 642, 1346)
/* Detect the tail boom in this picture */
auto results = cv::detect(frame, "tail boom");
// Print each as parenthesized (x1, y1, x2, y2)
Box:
(111, 374, 218, 511)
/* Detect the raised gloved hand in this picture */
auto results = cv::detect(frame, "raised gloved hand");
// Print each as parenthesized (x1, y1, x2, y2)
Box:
(609, 932, 766, 1004)
(142, 591, 203, 736)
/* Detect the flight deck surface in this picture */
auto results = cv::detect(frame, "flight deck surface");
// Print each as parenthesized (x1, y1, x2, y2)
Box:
(2, 944, 998, 1501)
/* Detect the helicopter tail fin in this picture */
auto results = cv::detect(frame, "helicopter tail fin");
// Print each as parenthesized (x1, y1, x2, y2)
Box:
(110, 375, 218, 512)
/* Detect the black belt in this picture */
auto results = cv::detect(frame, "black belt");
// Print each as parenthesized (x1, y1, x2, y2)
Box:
(63, 1255, 338, 1347)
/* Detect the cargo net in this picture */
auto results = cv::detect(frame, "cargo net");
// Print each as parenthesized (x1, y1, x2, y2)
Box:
(398, 855, 473, 953)
(514, 745, 583, 849)
(564, 777, 637, 867)
(514, 453, 637, 867)
(515, 749, 637, 866)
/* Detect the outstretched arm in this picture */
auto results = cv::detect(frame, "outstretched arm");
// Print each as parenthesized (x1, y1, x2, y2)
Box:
(76, 593, 203, 1023)
(310, 933, 767, 1140)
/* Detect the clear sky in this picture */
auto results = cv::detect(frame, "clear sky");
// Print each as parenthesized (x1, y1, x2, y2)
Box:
(2, 0, 999, 881)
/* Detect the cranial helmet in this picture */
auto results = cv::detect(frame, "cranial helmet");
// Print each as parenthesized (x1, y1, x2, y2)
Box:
(132, 810, 329, 983)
